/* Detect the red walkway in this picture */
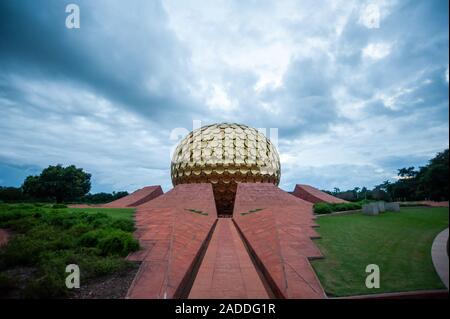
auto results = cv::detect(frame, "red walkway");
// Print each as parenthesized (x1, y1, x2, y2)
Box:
(126, 183, 325, 299)
(126, 184, 217, 299)
(189, 219, 269, 299)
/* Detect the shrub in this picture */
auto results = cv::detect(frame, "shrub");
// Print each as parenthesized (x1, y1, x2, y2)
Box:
(15, 203, 36, 210)
(313, 202, 363, 214)
(314, 203, 333, 214)
(69, 222, 93, 236)
(0, 235, 52, 268)
(2, 216, 39, 233)
(81, 213, 110, 228)
(0, 210, 27, 223)
(52, 204, 67, 209)
(42, 211, 80, 229)
(0, 202, 138, 298)
(80, 229, 139, 256)
(39, 250, 129, 282)
(22, 273, 67, 299)
(97, 230, 139, 256)
(333, 202, 361, 212)
(111, 219, 135, 232)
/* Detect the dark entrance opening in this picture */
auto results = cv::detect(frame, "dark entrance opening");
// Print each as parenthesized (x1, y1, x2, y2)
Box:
(212, 183, 237, 217)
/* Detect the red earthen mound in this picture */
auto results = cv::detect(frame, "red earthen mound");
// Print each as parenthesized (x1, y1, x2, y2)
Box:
(292, 184, 348, 204)
(102, 186, 163, 208)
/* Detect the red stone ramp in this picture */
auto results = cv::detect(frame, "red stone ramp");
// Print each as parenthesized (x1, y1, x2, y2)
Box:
(102, 185, 163, 208)
(233, 183, 325, 299)
(126, 184, 217, 299)
(189, 218, 269, 299)
(292, 184, 348, 204)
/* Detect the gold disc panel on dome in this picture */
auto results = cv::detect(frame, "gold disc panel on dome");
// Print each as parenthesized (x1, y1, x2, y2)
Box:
(171, 123, 281, 215)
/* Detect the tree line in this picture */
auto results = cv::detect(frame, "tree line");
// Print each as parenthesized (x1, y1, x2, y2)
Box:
(325, 149, 449, 202)
(0, 164, 128, 203)
(1, 149, 448, 204)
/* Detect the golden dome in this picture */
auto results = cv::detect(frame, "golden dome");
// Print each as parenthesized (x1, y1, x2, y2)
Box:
(171, 123, 281, 214)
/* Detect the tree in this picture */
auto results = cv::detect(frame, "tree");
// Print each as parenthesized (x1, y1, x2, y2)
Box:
(416, 149, 449, 200)
(397, 167, 418, 179)
(22, 164, 91, 203)
(353, 187, 360, 199)
(360, 187, 368, 200)
(81, 191, 129, 204)
(22, 175, 44, 199)
(0, 186, 25, 202)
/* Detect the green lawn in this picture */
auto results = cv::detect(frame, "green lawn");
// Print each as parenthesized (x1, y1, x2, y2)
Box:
(66, 207, 135, 221)
(311, 207, 449, 297)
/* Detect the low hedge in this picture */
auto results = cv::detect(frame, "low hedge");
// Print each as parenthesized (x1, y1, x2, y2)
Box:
(313, 202, 362, 214)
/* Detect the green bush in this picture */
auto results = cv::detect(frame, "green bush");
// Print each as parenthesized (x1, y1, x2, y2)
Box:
(333, 202, 362, 211)
(313, 202, 362, 214)
(314, 203, 333, 214)
(0, 235, 52, 268)
(81, 213, 110, 228)
(22, 274, 67, 299)
(97, 230, 139, 256)
(79, 229, 139, 256)
(2, 216, 39, 233)
(111, 219, 135, 232)
(52, 204, 68, 209)
(0, 210, 27, 223)
(38, 249, 127, 280)
(69, 222, 93, 236)
(0, 203, 138, 298)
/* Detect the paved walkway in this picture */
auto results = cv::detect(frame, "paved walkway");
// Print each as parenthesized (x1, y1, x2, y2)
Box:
(431, 228, 449, 289)
(126, 183, 325, 299)
(189, 219, 269, 299)
(126, 184, 217, 299)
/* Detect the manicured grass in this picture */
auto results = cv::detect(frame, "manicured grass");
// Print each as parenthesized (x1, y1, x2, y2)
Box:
(66, 207, 135, 221)
(311, 207, 449, 297)
(0, 203, 138, 298)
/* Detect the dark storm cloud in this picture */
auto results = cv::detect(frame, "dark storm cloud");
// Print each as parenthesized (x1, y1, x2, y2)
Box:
(0, 0, 200, 123)
(0, 0, 448, 192)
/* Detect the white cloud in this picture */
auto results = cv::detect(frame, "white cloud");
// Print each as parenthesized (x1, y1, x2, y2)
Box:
(359, 3, 381, 29)
(358, 0, 397, 29)
(206, 84, 238, 112)
(362, 42, 392, 60)
(0, 75, 174, 192)
(0, 0, 448, 193)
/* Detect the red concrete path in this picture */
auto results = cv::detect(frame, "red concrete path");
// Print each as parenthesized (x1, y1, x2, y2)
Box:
(126, 183, 325, 299)
(126, 184, 217, 299)
(292, 184, 348, 204)
(102, 185, 163, 208)
(234, 183, 325, 299)
(189, 219, 269, 299)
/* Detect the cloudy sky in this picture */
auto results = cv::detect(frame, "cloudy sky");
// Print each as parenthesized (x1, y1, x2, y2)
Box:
(0, 0, 448, 193)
